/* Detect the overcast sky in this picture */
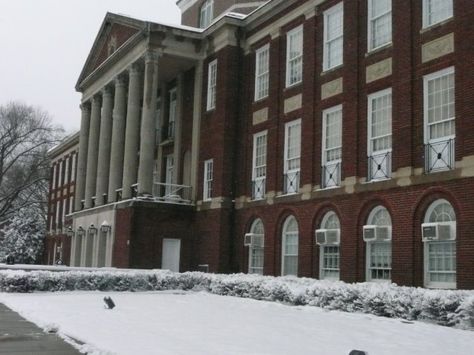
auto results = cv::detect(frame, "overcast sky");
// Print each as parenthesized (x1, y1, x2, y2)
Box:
(0, 0, 181, 134)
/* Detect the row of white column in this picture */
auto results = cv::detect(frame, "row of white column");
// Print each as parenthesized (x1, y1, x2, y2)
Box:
(75, 51, 160, 210)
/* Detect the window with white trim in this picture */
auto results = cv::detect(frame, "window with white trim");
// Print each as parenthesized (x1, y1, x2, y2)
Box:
(58, 160, 63, 188)
(168, 89, 177, 139)
(199, 0, 214, 28)
(286, 26, 303, 87)
(284, 119, 301, 194)
(323, 3, 344, 71)
(255, 44, 270, 101)
(207, 60, 217, 111)
(319, 212, 340, 280)
(252, 131, 267, 200)
(368, 89, 392, 180)
(52, 164, 57, 189)
(367, 0, 392, 51)
(423, 0, 453, 28)
(322, 105, 342, 188)
(203, 159, 213, 201)
(365, 206, 392, 281)
(282, 215, 298, 276)
(64, 156, 70, 185)
(423, 67, 455, 172)
(164, 155, 174, 196)
(71, 153, 76, 182)
(62, 199, 67, 225)
(248, 219, 264, 275)
(423, 199, 456, 289)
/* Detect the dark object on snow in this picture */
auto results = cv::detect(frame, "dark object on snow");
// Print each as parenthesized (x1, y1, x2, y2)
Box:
(103, 296, 115, 309)
(349, 350, 367, 355)
(5, 255, 15, 265)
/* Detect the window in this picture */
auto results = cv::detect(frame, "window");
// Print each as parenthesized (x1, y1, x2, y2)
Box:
(71, 153, 76, 182)
(318, 212, 341, 280)
(423, 67, 455, 172)
(168, 89, 177, 139)
(365, 206, 392, 281)
(64, 156, 70, 185)
(322, 105, 342, 188)
(284, 119, 301, 194)
(199, 0, 214, 28)
(203, 159, 213, 201)
(62, 199, 67, 224)
(55, 200, 60, 230)
(248, 219, 265, 275)
(368, 89, 392, 180)
(207, 60, 217, 111)
(165, 155, 174, 196)
(323, 3, 344, 71)
(286, 26, 303, 87)
(423, 0, 453, 28)
(367, 0, 392, 51)
(282, 216, 298, 276)
(255, 45, 270, 101)
(52, 164, 57, 189)
(58, 160, 63, 188)
(423, 199, 456, 289)
(252, 131, 267, 200)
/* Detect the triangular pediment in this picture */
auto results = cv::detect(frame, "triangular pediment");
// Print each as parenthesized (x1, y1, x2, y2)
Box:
(76, 13, 146, 89)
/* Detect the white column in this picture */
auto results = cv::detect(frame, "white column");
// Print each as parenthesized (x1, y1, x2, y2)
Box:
(190, 61, 204, 200)
(172, 73, 184, 185)
(75, 103, 91, 211)
(122, 63, 143, 199)
(138, 51, 160, 196)
(95, 86, 114, 205)
(156, 84, 167, 185)
(84, 94, 102, 209)
(108, 75, 128, 202)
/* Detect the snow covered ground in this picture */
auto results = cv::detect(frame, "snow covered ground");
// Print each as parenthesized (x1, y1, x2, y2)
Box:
(0, 291, 473, 355)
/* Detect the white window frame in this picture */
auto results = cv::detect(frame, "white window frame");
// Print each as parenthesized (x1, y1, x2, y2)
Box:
(286, 25, 303, 87)
(164, 154, 174, 196)
(319, 211, 341, 280)
(423, 66, 455, 172)
(62, 198, 67, 225)
(367, 88, 392, 181)
(367, 0, 392, 52)
(284, 119, 301, 194)
(281, 216, 299, 276)
(252, 130, 267, 200)
(423, 0, 453, 29)
(64, 156, 70, 185)
(55, 200, 60, 230)
(71, 153, 76, 182)
(207, 59, 217, 111)
(199, 0, 214, 28)
(323, 2, 344, 71)
(322, 105, 342, 188)
(203, 159, 213, 201)
(254, 44, 270, 101)
(365, 206, 392, 282)
(248, 219, 265, 275)
(423, 199, 456, 289)
(52, 164, 57, 189)
(58, 160, 63, 188)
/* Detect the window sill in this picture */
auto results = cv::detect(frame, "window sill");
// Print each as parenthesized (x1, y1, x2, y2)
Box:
(365, 42, 393, 57)
(321, 64, 343, 76)
(420, 17, 453, 34)
(284, 81, 303, 91)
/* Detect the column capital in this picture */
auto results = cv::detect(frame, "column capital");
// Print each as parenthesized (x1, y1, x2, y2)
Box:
(128, 62, 143, 76)
(144, 49, 160, 64)
(115, 74, 128, 88)
(102, 85, 114, 97)
(80, 102, 91, 112)
(92, 93, 102, 105)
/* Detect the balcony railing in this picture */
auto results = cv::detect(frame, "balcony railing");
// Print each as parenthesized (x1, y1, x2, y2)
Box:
(252, 178, 266, 200)
(368, 151, 392, 181)
(152, 182, 193, 204)
(283, 171, 300, 194)
(425, 138, 455, 173)
(322, 162, 341, 189)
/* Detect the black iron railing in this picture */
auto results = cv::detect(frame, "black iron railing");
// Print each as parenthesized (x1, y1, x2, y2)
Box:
(322, 162, 341, 188)
(252, 178, 266, 200)
(368, 151, 392, 181)
(425, 139, 455, 173)
(283, 171, 300, 194)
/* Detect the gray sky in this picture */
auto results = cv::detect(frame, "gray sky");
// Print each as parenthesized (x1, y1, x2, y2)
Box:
(0, 0, 181, 134)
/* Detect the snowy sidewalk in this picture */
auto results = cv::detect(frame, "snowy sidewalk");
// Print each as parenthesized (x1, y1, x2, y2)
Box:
(0, 303, 80, 355)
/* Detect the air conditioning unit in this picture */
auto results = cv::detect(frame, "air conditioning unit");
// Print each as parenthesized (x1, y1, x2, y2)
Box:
(363, 225, 392, 242)
(315, 229, 340, 245)
(244, 233, 264, 248)
(421, 222, 455, 242)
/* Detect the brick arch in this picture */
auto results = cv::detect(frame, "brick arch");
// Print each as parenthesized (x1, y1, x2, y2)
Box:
(357, 197, 395, 229)
(411, 187, 460, 287)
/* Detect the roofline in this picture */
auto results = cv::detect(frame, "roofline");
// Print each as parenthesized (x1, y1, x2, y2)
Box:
(47, 131, 80, 158)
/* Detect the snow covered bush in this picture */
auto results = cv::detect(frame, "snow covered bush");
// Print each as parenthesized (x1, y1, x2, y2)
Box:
(0, 269, 472, 329)
(0, 207, 45, 264)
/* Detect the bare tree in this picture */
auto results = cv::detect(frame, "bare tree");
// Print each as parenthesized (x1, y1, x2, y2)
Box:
(0, 102, 63, 223)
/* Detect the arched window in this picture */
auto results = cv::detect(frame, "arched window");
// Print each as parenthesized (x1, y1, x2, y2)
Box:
(423, 199, 456, 288)
(317, 212, 341, 280)
(364, 206, 392, 281)
(282, 216, 299, 276)
(247, 219, 264, 275)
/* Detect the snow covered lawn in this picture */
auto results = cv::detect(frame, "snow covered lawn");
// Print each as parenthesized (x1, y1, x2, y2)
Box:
(0, 291, 473, 355)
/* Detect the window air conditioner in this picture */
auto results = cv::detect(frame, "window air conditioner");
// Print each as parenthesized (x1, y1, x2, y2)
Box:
(421, 222, 455, 242)
(363, 225, 392, 242)
(315, 229, 340, 245)
(244, 233, 264, 248)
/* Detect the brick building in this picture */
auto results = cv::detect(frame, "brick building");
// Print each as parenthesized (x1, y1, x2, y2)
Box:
(65, 0, 474, 289)
(45, 132, 79, 265)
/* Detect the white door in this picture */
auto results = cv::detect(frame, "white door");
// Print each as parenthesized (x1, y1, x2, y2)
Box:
(162, 239, 181, 272)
